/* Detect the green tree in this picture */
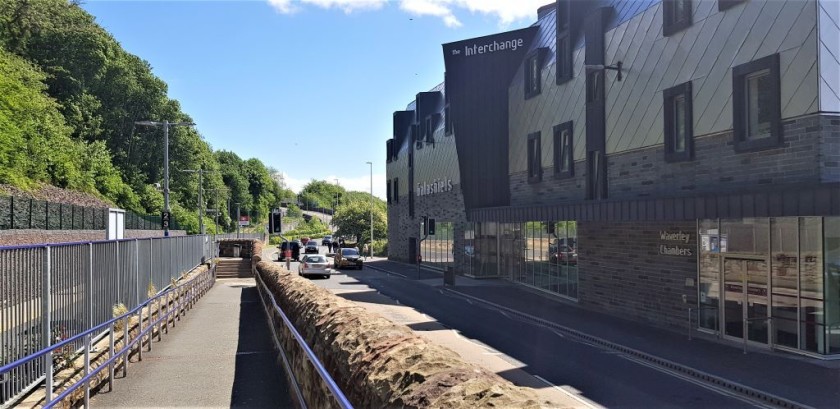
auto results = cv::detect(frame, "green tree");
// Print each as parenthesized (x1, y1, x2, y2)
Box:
(332, 193, 386, 244)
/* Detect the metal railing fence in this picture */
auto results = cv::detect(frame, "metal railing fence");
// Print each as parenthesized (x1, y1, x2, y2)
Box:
(0, 266, 213, 408)
(0, 196, 179, 231)
(0, 235, 211, 406)
(213, 233, 266, 241)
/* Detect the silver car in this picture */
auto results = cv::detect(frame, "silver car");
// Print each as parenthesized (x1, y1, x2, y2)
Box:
(298, 254, 331, 279)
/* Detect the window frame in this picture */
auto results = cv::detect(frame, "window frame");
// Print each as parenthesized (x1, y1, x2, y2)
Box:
(586, 150, 607, 200)
(527, 132, 543, 183)
(444, 105, 453, 136)
(663, 81, 694, 162)
(425, 115, 434, 144)
(732, 53, 782, 153)
(662, 0, 692, 37)
(556, 0, 573, 85)
(524, 50, 543, 99)
(553, 121, 574, 178)
(393, 178, 399, 203)
(386, 179, 392, 204)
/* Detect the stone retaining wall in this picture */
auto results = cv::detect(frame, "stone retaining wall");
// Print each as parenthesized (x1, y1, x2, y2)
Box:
(255, 260, 551, 408)
(217, 239, 256, 258)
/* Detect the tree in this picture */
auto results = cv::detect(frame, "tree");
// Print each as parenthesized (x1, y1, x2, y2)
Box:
(331, 193, 386, 243)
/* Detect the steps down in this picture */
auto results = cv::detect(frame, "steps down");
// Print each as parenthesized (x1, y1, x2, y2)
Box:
(215, 258, 252, 278)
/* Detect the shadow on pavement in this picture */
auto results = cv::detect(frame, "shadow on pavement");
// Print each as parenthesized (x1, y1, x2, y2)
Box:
(334, 289, 402, 307)
(230, 286, 295, 408)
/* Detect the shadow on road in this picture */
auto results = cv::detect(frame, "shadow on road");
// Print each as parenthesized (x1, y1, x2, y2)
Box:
(230, 286, 295, 408)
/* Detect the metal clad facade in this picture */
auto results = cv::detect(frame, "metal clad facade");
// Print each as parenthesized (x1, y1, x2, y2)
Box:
(443, 26, 539, 211)
(819, 0, 840, 111)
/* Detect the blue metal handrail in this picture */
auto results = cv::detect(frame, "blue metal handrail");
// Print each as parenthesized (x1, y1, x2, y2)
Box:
(44, 272, 208, 408)
(254, 271, 353, 409)
(0, 268, 210, 408)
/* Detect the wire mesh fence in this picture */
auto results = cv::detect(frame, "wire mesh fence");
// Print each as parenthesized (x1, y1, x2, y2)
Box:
(0, 196, 179, 231)
(0, 235, 212, 406)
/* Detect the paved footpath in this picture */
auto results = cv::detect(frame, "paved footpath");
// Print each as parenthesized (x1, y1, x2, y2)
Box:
(91, 277, 294, 408)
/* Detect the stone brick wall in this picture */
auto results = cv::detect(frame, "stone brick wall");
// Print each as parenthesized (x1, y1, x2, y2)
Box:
(387, 185, 470, 273)
(578, 220, 698, 330)
(510, 113, 835, 207)
(255, 261, 549, 408)
(217, 239, 256, 258)
(0, 229, 186, 247)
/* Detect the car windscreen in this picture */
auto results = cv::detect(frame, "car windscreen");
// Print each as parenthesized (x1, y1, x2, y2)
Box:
(303, 255, 327, 263)
(341, 248, 359, 256)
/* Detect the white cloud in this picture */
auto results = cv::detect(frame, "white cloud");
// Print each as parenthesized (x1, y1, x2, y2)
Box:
(267, 0, 545, 26)
(268, 0, 387, 14)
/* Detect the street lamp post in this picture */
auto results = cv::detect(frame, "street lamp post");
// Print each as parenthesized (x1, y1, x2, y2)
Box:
(179, 168, 219, 235)
(235, 202, 241, 239)
(366, 161, 373, 259)
(135, 120, 195, 237)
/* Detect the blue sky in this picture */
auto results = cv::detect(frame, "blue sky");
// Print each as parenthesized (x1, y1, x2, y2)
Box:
(82, 0, 546, 198)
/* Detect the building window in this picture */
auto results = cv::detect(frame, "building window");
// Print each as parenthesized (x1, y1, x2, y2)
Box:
(527, 132, 542, 183)
(587, 150, 607, 199)
(556, 0, 572, 85)
(663, 0, 692, 37)
(732, 53, 781, 152)
(718, 0, 746, 11)
(553, 121, 574, 177)
(393, 178, 399, 203)
(586, 70, 603, 104)
(524, 51, 543, 99)
(664, 81, 693, 162)
(412, 124, 423, 150)
(387, 179, 392, 204)
(444, 105, 453, 136)
(425, 116, 434, 144)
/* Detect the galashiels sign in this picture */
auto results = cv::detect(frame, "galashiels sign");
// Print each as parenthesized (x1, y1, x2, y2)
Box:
(416, 179, 453, 197)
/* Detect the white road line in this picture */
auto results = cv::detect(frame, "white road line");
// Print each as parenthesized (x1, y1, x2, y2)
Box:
(533, 375, 602, 409)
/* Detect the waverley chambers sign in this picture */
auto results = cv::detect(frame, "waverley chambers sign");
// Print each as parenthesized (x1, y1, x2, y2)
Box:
(659, 231, 693, 256)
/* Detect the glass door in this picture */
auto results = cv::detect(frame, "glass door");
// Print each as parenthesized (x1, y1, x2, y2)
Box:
(723, 257, 770, 344)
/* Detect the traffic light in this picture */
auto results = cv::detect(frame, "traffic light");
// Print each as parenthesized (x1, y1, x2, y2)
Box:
(271, 212, 282, 233)
(428, 218, 436, 235)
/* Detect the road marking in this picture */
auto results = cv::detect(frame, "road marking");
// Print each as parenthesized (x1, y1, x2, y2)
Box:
(533, 375, 602, 409)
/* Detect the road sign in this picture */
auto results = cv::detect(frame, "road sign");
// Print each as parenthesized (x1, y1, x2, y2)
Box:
(161, 211, 171, 229)
(239, 215, 250, 226)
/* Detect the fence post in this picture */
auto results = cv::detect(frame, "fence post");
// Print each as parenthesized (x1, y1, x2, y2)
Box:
(42, 246, 52, 403)
(135, 240, 140, 306)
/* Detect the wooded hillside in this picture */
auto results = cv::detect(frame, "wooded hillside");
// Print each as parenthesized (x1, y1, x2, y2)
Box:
(0, 0, 293, 233)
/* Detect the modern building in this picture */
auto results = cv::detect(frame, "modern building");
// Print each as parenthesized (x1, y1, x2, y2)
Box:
(386, 0, 840, 357)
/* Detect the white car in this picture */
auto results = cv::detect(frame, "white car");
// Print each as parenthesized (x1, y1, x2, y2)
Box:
(298, 254, 331, 279)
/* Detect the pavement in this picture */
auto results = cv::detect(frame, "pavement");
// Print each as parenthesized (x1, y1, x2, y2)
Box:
(361, 259, 840, 409)
(90, 277, 295, 408)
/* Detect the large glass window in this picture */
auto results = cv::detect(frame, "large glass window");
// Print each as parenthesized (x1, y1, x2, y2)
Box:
(771, 218, 799, 348)
(420, 220, 453, 270)
(800, 217, 825, 353)
(732, 54, 781, 152)
(698, 217, 839, 356)
(698, 220, 721, 332)
(825, 217, 840, 354)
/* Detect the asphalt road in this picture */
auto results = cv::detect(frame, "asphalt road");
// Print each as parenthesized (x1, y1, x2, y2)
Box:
(279, 246, 759, 409)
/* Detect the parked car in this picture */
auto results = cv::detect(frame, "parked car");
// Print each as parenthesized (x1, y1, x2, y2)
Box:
(279, 241, 301, 261)
(305, 241, 320, 254)
(321, 235, 333, 246)
(300, 237, 310, 245)
(334, 247, 363, 270)
(550, 244, 578, 265)
(298, 254, 331, 278)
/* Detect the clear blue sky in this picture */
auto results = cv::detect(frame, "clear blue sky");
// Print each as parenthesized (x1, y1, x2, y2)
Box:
(81, 0, 545, 198)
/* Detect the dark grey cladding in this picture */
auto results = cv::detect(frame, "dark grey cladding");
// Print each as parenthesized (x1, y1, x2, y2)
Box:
(443, 26, 539, 212)
(392, 110, 414, 153)
(415, 92, 444, 122)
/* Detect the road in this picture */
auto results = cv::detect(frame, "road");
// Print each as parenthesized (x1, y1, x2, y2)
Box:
(272, 244, 760, 409)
